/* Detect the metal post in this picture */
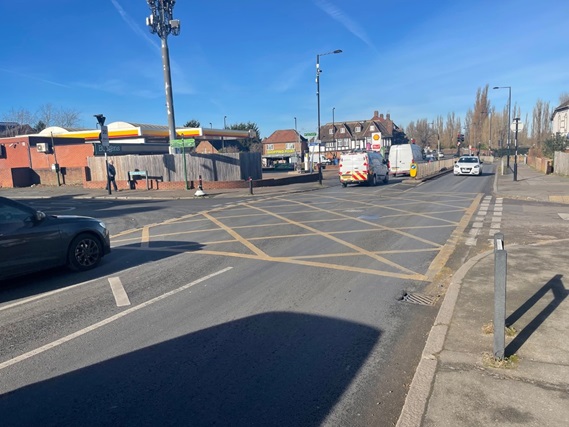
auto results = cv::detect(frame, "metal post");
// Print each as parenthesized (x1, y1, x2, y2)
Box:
(249, 176, 253, 195)
(182, 139, 189, 190)
(489, 110, 493, 154)
(493, 233, 507, 359)
(513, 118, 520, 181)
(332, 107, 336, 155)
(316, 54, 321, 167)
(50, 132, 61, 186)
(146, 0, 180, 144)
(105, 152, 111, 195)
(318, 164, 322, 185)
(223, 115, 227, 151)
(316, 49, 342, 170)
(493, 86, 511, 168)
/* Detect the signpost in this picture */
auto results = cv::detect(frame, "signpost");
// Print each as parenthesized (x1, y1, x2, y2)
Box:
(100, 126, 109, 148)
(304, 132, 317, 137)
(94, 114, 112, 195)
(170, 138, 196, 189)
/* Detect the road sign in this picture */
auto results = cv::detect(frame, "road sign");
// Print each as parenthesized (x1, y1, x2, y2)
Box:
(100, 125, 109, 147)
(510, 122, 524, 131)
(304, 132, 317, 137)
(308, 142, 318, 147)
(170, 138, 196, 148)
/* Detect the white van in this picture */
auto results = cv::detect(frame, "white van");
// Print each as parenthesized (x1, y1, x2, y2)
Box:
(388, 143, 425, 176)
(339, 150, 390, 187)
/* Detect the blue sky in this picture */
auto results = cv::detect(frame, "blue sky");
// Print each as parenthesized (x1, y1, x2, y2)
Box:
(1, 0, 568, 138)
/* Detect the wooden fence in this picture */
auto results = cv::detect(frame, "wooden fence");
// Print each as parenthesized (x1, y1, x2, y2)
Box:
(87, 152, 262, 182)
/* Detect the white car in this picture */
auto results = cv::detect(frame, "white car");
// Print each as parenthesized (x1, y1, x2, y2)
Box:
(454, 156, 482, 176)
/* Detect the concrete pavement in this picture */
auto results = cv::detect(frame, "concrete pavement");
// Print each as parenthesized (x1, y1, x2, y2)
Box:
(397, 162, 569, 427)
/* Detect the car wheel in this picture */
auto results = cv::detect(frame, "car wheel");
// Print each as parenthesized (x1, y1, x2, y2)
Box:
(67, 233, 103, 271)
(372, 174, 378, 186)
(342, 182, 348, 188)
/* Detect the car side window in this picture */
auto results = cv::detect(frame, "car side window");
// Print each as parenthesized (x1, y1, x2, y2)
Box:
(0, 204, 33, 234)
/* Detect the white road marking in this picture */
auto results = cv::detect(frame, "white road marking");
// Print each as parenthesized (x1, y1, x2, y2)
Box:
(0, 267, 233, 371)
(558, 213, 569, 221)
(109, 277, 130, 307)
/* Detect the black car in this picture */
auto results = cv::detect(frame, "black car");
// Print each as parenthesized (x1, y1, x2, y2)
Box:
(0, 196, 111, 280)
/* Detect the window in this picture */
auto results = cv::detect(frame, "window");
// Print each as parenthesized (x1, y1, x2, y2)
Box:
(355, 126, 361, 132)
(329, 128, 334, 135)
(370, 125, 375, 131)
(286, 143, 295, 150)
(266, 144, 274, 151)
(340, 128, 345, 134)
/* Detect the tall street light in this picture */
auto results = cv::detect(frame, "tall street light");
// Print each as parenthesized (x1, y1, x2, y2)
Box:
(146, 0, 181, 144)
(295, 117, 301, 170)
(316, 49, 342, 167)
(513, 117, 521, 181)
(332, 107, 336, 154)
(222, 115, 227, 151)
(493, 86, 511, 169)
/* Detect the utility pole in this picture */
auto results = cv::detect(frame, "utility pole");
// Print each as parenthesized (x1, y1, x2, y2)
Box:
(146, 0, 181, 145)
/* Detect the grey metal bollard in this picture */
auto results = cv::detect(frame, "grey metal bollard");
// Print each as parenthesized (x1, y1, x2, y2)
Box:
(493, 233, 507, 359)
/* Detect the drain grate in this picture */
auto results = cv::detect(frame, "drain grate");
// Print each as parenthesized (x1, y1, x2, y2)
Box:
(400, 292, 438, 306)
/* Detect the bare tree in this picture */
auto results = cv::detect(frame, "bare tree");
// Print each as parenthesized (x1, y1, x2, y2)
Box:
(37, 103, 56, 127)
(471, 85, 490, 151)
(442, 112, 462, 151)
(56, 108, 81, 128)
(531, 99, 551, 148)
(1, 108, 36, 136)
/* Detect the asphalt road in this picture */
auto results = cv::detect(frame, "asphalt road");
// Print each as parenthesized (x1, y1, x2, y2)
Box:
(0, 167, 496, 426)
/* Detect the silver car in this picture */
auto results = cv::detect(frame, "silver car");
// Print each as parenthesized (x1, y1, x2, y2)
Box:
(454, 156, 482, 176)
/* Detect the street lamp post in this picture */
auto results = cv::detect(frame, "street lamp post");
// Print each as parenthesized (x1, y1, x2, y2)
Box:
(513, 117, 520, 181)
(493, 86, 511, 169)
(295, 117, 301, 171)
(209, 122, 212, 129)
(146, 0, 181, 144)
(222, 115, 227, 151)
(316, 49, 342, 168)
(332, 107, 336, 154)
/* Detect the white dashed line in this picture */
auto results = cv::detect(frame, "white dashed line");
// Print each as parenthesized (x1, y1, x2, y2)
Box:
(0, 267, 233, 371)
(109, 277, 131, 307)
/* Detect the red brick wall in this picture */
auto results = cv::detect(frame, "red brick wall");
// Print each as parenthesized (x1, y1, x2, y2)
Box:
(0, 137, 93, 187)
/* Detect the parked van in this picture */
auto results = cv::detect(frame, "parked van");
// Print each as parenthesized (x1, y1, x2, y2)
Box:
(388, 143, 425, 176)
(339, 150, 390, 187)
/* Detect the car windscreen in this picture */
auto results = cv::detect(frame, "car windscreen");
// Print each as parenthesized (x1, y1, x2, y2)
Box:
(458, 157, 478, 163)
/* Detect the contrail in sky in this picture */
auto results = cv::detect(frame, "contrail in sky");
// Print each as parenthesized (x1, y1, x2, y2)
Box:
(314, 0, 377, 51)
(110, 0, 159, 49)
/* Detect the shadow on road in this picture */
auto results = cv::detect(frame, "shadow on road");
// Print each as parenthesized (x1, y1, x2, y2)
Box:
(0, 311, 381, 427)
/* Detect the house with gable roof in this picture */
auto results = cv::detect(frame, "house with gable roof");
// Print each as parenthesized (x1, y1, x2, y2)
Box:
(318, 110, 406, 158)
(551, 100, 569, 137)
(262, 129, 307, 167)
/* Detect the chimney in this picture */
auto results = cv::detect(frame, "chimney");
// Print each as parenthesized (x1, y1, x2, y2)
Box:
(386, 113, 391, 121)
(379, 114, 384, 121)
(372, 110, 379, 120)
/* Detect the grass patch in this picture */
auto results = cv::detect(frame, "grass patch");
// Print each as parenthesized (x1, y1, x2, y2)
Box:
(482, 352, 520, 369)
(481, 321, 517, 337)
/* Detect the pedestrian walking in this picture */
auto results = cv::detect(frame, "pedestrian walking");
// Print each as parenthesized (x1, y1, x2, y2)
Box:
(106, 160, 118, 191)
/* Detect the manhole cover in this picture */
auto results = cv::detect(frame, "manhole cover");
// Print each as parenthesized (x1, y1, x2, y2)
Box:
(400, 292, 438, 306)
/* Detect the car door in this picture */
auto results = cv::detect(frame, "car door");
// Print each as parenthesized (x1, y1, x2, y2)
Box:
(0, 200, 63, 279)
